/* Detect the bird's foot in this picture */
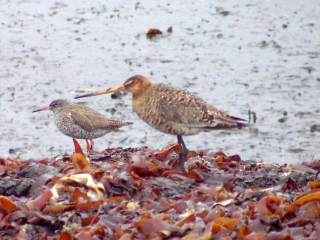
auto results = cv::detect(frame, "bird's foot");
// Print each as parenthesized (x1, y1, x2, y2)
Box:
(86, 145, 93, 155)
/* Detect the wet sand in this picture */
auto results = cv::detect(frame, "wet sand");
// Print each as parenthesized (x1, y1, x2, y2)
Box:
(1, 0, 319, 164)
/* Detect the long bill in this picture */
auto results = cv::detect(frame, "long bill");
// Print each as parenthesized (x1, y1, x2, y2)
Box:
(32, 106, 51, 113)
(74, 84, 125, 99)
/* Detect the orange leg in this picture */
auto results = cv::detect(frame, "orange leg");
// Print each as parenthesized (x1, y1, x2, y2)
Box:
(85, 139, 91, 153)
(85, 139, 95, 153)
(90, 139, 94, 152)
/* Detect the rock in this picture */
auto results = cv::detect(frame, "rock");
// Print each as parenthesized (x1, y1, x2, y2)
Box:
(310, 124, 320, 133)
(18, 162, 57, 178)
(0, 176, 33, 196)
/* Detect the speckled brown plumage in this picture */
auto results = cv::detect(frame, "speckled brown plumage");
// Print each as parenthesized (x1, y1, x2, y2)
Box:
(75, 75, 247, 162)
(33, 99, 132, 153)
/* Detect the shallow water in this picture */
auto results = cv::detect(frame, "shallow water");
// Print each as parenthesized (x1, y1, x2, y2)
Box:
(1, 0, 319, 165)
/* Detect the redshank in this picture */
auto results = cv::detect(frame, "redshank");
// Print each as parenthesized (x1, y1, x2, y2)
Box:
(75, 75, 247, 162)
(33, 99, 133, 153)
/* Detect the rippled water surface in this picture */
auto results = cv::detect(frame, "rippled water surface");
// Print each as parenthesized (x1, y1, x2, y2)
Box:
(1, 0, 320, 165)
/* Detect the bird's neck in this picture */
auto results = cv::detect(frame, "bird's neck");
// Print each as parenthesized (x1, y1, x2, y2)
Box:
(132, 82, 153, 101)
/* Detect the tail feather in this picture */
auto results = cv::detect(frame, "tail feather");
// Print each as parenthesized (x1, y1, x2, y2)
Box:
(203, 122, 247, 131)
(202, 115, 248, 131)
(231, 116, 247, 122)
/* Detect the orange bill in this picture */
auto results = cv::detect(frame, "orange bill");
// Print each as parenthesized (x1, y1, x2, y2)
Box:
(74, 84, 124, 99)
(32, 106, 51, 113)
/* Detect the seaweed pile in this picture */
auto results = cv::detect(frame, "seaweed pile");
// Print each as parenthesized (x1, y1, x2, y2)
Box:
(0, 141, 320, 239)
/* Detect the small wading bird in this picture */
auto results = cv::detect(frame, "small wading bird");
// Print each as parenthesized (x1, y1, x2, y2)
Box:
(75, 75, 247, 162)
(33, 99, 133, 153)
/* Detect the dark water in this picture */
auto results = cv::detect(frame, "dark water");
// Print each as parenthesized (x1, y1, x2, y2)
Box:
(1, 0, 319, 165)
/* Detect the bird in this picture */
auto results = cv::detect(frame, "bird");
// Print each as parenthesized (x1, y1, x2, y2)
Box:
(32, 99, 133, 153)
(75, 75, 247, 163)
